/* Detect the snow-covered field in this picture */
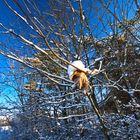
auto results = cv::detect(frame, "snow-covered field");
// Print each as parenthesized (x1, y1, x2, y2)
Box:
(0, 126, 12, 140)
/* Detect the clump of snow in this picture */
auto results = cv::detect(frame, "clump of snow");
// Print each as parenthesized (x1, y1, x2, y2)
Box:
(0, 126, 11, 131)
(67, 60, 88, 79)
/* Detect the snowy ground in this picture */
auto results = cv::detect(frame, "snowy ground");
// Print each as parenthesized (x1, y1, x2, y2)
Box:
(0, 126, 12, 140)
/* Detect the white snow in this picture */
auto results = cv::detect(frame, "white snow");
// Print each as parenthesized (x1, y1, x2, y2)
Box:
(67, 60, 88, 78)
(0, 126, 11, 131)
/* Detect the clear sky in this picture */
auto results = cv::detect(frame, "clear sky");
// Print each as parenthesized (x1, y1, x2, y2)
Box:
(0, 0, 18, 107)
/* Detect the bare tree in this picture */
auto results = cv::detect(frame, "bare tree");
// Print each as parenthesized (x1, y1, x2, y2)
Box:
(0, 0, 140, 139)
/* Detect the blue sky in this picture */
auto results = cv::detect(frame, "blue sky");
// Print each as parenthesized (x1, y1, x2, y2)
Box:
(0, 0, 18, 107)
